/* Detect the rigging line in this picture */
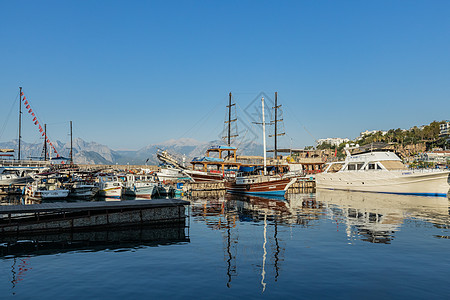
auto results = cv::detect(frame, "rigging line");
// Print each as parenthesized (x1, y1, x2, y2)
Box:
(282, 102, 318, 143)
(177, 95, 227, 140)
(45, 121, 70, 126)
(0, 93, 19, 141)
(235, 101, 261, 137)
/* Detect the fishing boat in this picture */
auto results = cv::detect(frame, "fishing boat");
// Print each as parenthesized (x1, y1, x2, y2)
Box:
(123, 174, 158, 198)
(225, 97, 296, 197)
(96, 175, 123, 198)
(0, 168, 34, 185)
(316, 147, 450, 197)
(156, 164, 190, 182)
(25, 176, 70, 200)
(68, 180, 99, 199)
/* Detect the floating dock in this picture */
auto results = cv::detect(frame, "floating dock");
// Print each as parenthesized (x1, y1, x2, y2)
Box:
(0, 199, 189, 235)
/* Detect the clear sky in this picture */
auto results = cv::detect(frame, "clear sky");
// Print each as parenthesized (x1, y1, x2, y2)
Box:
(1, 1, 449, 150)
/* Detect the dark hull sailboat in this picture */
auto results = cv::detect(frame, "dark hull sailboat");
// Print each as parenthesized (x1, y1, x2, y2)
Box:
(224, 177, 296, 196)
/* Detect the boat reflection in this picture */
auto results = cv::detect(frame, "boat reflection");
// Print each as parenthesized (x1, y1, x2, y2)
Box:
(315, 189, 450, 244)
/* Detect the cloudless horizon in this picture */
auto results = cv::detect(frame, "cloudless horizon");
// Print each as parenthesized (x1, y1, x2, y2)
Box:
(1, 1, 449, 151)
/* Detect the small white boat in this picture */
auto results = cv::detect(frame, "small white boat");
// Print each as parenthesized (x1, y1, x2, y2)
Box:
(25, 178, 70, 200)
(123, 174, 158, 198)
(0, 168, 35, 185)
(316, 148, 450, 197)
(69, 181, 99, 199)
(156, 165, 190, 182)
(96, 175, 123, 198)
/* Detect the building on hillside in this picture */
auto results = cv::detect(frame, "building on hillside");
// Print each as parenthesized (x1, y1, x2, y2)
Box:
(317, 137, 350, 147)
(416, 150, 450, 167)
(439, 121, 450, 138)
(356, 130, 388, 140)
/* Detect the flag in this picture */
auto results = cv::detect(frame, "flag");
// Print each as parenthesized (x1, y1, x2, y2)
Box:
(20, 92, 23, 96)
(33, 117, 37, 122)
(334, 149, 337, 157)
(26, 105, 30, 109)
(34, 121, 38, 125)
(28, 109, 32, 113)
(39, 129, 43, 132)
(24, 101, 28, 105)
(23, 96, 26, 101)
(31, 113, 35, 117)
(42, 132, 45, 136)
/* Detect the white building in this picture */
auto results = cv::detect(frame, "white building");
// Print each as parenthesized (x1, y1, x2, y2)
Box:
(356, 130, 388, 140)
(439, 121, 450, 137)
(317, 137, 350, 147)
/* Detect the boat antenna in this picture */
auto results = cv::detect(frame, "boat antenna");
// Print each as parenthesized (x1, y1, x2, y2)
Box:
(18, 87, 22, 161)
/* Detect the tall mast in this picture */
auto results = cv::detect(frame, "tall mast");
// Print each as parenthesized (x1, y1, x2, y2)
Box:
(18, 87, 22, 161)
(262, 97, 267, 176)
(44, 124, 47, 161)
(274, 92, 278, 159)
(270, 92, 285, 167)
(228, 92, 231, 146)
(70, 120, 73, 164)
(224, 92, 238, 158)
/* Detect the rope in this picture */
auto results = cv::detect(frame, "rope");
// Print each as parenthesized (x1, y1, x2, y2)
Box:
(283, 102, 318, 144)
(177, 95, 227, 141)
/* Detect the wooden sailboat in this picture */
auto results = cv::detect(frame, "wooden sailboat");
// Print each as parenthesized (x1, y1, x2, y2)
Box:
(225, 96, 296, 196)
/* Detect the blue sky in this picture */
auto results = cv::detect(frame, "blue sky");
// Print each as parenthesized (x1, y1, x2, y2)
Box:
(1, 1, 449, 151)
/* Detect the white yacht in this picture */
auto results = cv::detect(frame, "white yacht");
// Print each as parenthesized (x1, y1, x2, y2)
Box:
(316, 149, 450, 197)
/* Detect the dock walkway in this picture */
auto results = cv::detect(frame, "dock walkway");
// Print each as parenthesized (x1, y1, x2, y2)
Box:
(0, 199, 190, 235)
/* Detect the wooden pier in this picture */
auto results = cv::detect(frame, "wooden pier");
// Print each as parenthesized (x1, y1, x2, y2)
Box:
(0, 199, 189, 235)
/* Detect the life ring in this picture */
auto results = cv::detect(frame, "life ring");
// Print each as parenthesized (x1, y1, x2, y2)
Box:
(246, 184, 250, 190)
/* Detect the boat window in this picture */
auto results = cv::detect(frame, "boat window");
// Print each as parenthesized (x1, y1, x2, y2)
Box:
(377, 164, 383, 170)
(357, 163, 364, 170)
(368, 163, 375, 170)
(347, 164, 356, 171)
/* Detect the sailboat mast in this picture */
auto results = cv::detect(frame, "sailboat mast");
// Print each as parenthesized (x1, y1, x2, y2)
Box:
(70, 120, 73, 164)
(228, 92, 231, 146)
(18, 87, 22, 161)
(274, 92, 278, 159)
(262, 97, 267, 176)
(44, 124, 47, 161)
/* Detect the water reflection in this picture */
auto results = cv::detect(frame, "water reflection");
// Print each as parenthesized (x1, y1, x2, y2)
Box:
(187, 190, 450, 290)
(316, 189, 450, 244)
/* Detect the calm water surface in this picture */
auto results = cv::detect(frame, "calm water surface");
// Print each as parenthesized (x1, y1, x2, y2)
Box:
(1, 190, 450, 299)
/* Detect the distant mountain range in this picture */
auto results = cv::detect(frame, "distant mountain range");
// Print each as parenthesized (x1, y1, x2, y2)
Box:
(0, 137, 264, 165)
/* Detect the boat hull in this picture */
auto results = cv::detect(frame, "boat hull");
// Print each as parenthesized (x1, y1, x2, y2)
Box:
(188, 172, 223, 182)
(124, 185, 157, 199)
(224, 178, 294, 196)
(98, 187, 123, 198)
(69, 186, 99, 199)
(316, 170, 450, 197)
(28, 189, 70, 199)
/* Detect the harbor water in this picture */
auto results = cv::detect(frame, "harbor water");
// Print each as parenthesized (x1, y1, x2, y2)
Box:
(0, 190, 449, 299)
